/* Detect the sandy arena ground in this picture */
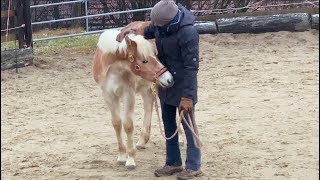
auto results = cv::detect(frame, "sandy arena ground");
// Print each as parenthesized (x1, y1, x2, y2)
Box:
(1, 30, 319, 180)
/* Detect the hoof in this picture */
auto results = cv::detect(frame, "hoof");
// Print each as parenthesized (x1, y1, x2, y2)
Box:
(136, 145, 146, 150)
(117, 160, 126, 165)
(125, 158, 136, 170)
(117, 155, 127, 165)
(126, 164, 136, 170)
(136, 140, 146, 150)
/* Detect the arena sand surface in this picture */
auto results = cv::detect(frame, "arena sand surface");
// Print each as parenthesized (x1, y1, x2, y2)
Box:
(1, 30, 319, 180)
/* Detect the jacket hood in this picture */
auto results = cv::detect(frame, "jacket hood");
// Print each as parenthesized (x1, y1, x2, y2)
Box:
(178, 4, 195, 28)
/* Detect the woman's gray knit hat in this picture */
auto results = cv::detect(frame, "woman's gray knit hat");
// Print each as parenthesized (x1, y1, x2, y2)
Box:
(150, 0, 179, 26)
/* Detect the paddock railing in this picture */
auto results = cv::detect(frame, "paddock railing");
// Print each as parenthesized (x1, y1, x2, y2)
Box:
(29, 0, 319, 42)
(30, 0, 153, 42)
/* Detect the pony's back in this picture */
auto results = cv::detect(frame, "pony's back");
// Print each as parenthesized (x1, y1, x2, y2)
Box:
(97, 29, 127, 54)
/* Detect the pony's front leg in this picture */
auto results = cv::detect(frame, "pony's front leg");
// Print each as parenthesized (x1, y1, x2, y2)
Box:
(123, 90, 136, 170)
(103, 91, 127, 165)
(136, 88, 154, 149)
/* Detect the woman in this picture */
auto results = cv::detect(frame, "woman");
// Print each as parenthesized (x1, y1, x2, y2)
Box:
(117, 1, 202, 179)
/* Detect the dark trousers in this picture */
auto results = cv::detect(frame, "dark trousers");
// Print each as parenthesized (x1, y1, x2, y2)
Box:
(161, 102, 201, 171)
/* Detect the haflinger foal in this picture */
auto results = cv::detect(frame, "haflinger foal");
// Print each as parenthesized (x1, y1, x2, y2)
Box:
(93, 29, 174, 169)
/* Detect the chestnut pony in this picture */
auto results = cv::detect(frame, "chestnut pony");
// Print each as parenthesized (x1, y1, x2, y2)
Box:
(93, 28, 174, 169)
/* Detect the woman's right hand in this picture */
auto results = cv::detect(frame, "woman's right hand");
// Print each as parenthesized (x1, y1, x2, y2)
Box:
(116, 28, 137, 42)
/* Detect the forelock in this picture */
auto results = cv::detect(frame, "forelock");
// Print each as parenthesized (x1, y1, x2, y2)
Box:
(128, 34, 156, 59)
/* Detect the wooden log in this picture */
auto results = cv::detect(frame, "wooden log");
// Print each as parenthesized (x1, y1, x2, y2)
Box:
(194, 21, 218, 34)
(1, 48, 33, 70)
(216, 13, 311, 34)
(311, 14, 319, 29)
(196, 7, 319, 22)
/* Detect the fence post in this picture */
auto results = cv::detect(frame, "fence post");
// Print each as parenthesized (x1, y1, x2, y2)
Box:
(23, 0, 32, 48)
(15, 0, 32, 48)
(85, 0, 89, 32)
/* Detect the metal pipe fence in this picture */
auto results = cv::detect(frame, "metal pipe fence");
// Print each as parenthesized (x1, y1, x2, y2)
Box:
(31, 0, 153, 42)
(33, 28, 119, 42)
(30, 0, 86, 9)
(31, 0, 319, 42)
(31, 8, 153, 25)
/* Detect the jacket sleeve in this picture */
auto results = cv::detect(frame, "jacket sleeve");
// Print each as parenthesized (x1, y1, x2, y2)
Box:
(144, 24, 156, 39)
(178, 26, 199, 101)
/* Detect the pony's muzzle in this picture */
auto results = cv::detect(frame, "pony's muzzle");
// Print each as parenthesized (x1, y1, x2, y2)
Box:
(158, 71, 174, 88)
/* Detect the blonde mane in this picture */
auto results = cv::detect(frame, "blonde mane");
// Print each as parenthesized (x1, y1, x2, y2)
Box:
(127, 34, 157, 59)
(97, 29, 156, 59)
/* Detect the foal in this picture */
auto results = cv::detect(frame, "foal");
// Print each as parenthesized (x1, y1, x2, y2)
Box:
(93, 29, 174, 169)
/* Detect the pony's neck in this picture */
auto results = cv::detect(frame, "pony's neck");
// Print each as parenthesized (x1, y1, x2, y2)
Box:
(115, 40, 131, 60)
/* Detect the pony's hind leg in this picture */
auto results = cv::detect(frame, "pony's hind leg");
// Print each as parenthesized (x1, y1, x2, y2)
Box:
(103, 90, 127, 165)
(136, 87, 154, 149)
(122, 90, 136, 170)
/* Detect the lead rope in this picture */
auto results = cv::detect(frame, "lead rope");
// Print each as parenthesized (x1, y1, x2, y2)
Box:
(151, 83, 203, 149)
(179, 111, 203, 149)
(151, 83, 181, 140)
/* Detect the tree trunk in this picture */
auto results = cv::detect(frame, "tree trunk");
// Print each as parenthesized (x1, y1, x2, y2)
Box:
(130, 0, 147, 21)
(22, 0, 32, 48)
(72, 2, 83, 28)
(53, 5, 59, 29)
(233, 0, 251, 13)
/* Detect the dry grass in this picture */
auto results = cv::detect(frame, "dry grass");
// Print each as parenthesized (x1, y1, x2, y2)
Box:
(1, 28, 99, 55)
(32, 27, 85, 39)
(33, 28, 99, 55)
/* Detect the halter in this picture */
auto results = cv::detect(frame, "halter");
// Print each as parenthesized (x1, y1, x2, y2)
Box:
(128, 53, 167, 81)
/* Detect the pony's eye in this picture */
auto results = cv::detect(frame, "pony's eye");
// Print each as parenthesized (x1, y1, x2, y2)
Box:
(142, 60, 148, 64)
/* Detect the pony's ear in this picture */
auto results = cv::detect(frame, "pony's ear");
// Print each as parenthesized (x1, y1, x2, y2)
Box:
(124, 35, 131, 45)
(125, 35, 137, 52)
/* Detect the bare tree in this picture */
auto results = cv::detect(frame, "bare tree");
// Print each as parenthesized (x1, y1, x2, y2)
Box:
(72, 2, 84, 28)
(213, 0, 233, 9)
(100, 0, 128, 27)
(52, 2, 60, 29)
(176, 0, 192, 9)
(233, 0, 251, 13)
(129, 0, 158, 21)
